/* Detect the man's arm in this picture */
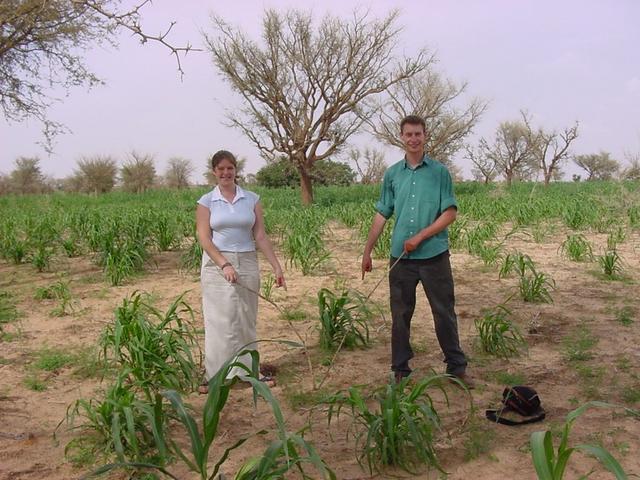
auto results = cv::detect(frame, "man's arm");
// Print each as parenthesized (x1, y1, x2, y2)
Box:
(361, 212, 388, 279)
(403, 207, 457, 253)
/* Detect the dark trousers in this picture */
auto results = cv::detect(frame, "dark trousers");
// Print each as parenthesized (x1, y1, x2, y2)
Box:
(389, 251, 467, 377)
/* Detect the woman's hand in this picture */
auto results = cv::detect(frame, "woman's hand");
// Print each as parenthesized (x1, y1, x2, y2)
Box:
(222, 263, 237, 283)
(274, 266, 286, 290)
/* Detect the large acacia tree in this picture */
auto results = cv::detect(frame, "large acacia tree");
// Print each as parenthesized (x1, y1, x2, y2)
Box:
(0, 0, 193, 148)
(368, 69, 486, 169)
(205, 9, 429, 204)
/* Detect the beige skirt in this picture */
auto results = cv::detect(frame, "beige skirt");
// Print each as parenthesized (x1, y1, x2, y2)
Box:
(201, 250, 259, 380)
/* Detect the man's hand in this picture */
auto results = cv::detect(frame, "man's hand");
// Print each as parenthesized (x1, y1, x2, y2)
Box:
(403, 234, 423, 254)
(361, 252, 373, 280)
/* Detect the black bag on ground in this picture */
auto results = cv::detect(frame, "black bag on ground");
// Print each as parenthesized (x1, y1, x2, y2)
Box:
(485, 385, 546, 426)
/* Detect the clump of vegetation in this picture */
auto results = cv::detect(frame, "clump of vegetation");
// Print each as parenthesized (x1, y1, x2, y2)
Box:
(325, 373, 467, 474)
(99, 292, 200, 395)
(519, 270, 555, 303)
(559, 234, 593, 262)
(474, 303, 526, 358)
(34, 278, 76, 316)
(317, 287, 373, 352)
(89, 349, 334, 480)
(62, 292, 201, 468)
(597, 249, 624, 279)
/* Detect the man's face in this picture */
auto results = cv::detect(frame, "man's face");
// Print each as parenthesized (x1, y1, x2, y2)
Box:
(400, 123, 426, 155)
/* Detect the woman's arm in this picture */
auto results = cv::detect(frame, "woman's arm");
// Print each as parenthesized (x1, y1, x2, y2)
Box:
(196, 204, 237, 283)
(252, 202, 286, 288)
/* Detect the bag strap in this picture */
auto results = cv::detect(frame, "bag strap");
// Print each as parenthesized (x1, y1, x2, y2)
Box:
(485, 408, 546, 426)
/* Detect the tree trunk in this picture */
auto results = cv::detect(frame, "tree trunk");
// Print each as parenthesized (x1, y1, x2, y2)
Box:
(543, 170, 552, 186)
(505, 171, 513, 186)
(299, 167, 314, 205)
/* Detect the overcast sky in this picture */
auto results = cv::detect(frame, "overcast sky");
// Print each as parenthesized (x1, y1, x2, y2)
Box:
(1, 0, 639, 181)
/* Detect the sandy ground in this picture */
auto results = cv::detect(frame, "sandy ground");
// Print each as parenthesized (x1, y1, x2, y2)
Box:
(0, 222, 639, 480)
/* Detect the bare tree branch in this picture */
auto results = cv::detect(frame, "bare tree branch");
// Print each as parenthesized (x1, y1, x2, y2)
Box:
(0, 0, 198, 151)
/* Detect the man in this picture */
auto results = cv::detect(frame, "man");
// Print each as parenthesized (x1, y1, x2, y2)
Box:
(361, 115, 471, 386)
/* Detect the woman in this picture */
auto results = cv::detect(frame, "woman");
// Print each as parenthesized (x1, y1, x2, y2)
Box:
(196, 150, 285, 393)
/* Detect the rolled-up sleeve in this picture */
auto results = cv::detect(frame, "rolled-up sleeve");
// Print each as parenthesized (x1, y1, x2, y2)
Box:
(440, 168, 457, 213)
(375, 171, 394, 219)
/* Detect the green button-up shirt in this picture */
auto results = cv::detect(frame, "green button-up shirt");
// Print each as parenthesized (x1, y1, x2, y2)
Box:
(375, 155, 458, 259)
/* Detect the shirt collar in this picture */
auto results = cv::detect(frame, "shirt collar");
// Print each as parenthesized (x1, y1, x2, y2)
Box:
(403, 153, 431, 169)
(211, 185, 246, 204)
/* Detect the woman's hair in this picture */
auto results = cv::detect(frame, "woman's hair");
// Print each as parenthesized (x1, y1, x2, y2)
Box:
(210, 150, 237, 169)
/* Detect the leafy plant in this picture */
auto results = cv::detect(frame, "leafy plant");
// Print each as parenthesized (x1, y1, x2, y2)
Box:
(499, 251, 536, 279)
(474, 304, 526, 359)
(530, 402, 629, 479)
(66, 374, 166, 466)
(99, 292, 200, 397)
(597, 250, 624, 278)
(317, 287, 372, 352)
(325, 373, 467, 474)
(559, 234, 593, 262)
(6, 238, 28, 264)
(519, 271, 555, 303)
(233, 430, 336, 480)
(35, 278, 76, 316)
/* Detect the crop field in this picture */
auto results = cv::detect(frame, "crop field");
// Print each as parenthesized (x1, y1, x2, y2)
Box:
(0, 181, 639, 479)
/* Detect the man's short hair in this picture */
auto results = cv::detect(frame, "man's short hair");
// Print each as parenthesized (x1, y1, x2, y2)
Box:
(400, 115, 426, 133)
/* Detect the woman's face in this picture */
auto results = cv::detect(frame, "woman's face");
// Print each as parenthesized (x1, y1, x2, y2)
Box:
(214, 158, 236, 186)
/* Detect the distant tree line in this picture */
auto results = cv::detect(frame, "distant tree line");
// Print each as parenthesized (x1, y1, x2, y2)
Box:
(0, 154, 194, 196)
(467, 111, 639, 185)
(0, 151, 379, 196)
